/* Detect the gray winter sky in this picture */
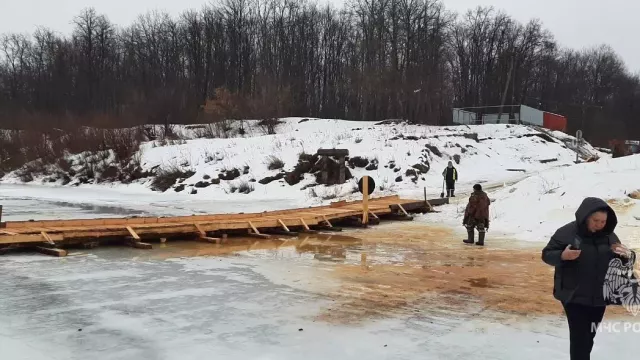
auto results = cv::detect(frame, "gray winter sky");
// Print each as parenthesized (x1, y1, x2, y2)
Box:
(2, 0, 639, 72)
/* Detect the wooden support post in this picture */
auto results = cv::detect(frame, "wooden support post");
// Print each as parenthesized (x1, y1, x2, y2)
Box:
(277, 219, 290, 232)
(368, 211, 379, 220)
(297, 218, 317, 233)
(40, 231, 55, 245)
(248, 221, 261, 235)
(362, 176, 369, 226)
(299, 218, 310, 231)
(422, 187, 433, 212)
(125, 226, 151, 249)
(321, 215, 333, 228)
(247, 222, 270, 239)
(397, 204, 410, 217)
(35, 246, 67, 257)
(126, 226, 141, 240)
(194, 223, 207, 238)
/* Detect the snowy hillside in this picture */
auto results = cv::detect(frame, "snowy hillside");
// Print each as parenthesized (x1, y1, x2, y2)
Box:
(0, 118, 604, 206)
(426, 154, 640, 245)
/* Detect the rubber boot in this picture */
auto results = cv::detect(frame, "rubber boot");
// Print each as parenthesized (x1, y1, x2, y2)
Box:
(463, 228, 474, 244)
(476, 231, 485, 246)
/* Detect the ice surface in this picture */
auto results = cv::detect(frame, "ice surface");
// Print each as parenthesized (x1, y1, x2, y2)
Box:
(2, 247, 637, 360)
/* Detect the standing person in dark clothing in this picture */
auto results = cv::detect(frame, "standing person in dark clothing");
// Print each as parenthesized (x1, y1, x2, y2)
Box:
(442, 161, 458, 197)
(541, 197, 633, 360)
(463, 184, 490, 246)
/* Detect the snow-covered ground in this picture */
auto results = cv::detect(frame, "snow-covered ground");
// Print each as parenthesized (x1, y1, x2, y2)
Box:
(1, 118, 603, 217)
(2, 118, 640, 359)
(423, 154, 640, 246)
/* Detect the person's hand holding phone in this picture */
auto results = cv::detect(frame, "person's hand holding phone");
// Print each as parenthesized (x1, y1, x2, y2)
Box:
(561, 245, 581, 261)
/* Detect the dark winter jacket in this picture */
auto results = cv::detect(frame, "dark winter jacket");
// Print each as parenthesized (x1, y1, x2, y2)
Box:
(541, 197, 626, 306)
(442, 167, 458, 182)
(464, 190, 490, 223)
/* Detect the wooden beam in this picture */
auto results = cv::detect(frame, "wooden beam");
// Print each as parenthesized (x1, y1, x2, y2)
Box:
(396, 204, 410, 217)
(314, 225, 342, 232)
(277, 219, 290, 232)
(248, 221, 261, 235)
(126, 226, 141, 240)
(201, 236, 221, 244)
(0, 230, 18, 235)
(129, 241, 153, 249)
(247, 232, 271, 239)
(299, 218, 311, 231)
(40, 231, 55, 245)
(264, 229, 298, 237)
(35, 246, 67, 257)
(194, 223, 207, 238)
(0, 233, 64, 245)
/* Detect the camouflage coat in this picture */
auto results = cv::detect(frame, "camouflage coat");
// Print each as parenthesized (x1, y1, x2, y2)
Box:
(464, 190, 490, 226)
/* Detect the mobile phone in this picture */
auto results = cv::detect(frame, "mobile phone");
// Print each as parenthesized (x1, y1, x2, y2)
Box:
(570, 237, 581, 250)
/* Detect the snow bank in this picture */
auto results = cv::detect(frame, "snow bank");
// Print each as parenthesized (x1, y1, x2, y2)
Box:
(1, 118, 604, 207)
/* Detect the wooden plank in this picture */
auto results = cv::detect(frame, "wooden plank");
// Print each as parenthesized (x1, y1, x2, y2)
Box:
(35, 246, 67, 257)
(277, 219, 290, 232)
(126, 226, 141, 240)
(0, 233, 64, 245)
(201, 236, 221, 244)
(0, 230, 18, 235)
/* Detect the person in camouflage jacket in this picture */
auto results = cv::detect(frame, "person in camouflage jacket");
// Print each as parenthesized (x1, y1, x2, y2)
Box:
(463, 184, 490, 246)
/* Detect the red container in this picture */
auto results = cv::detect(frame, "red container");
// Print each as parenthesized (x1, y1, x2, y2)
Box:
(543, 112, 567, 132)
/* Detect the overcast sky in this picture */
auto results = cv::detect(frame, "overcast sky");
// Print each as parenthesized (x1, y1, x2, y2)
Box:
(2, 0, 639, 72)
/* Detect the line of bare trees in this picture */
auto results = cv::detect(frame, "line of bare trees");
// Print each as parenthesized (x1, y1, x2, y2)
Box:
(1, 0, 639, 145)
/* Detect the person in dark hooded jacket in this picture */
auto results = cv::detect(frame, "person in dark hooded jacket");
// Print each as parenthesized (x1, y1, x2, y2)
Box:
(542, 197, 633, 360)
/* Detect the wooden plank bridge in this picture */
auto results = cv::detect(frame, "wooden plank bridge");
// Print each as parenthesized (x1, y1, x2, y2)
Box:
(0, 195, 448, 257)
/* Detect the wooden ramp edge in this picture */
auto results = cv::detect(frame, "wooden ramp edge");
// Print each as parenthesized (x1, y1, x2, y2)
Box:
(0, 195, 448, 256)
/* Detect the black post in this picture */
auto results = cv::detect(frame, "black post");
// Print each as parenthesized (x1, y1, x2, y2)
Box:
(424, 187, 427, 206)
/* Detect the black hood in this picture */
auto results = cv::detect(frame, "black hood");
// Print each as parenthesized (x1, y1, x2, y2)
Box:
(575, 197, 617, 236)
